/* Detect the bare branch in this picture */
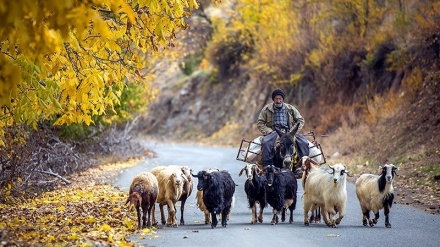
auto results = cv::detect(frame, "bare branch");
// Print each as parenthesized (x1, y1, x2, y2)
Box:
(36, 169, 71, 185)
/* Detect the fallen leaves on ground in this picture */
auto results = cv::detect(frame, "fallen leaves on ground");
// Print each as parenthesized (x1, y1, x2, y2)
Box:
(0, 159, 155, 246)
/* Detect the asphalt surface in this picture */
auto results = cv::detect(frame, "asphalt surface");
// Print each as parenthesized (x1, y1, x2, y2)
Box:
(115, 141, 440, 247)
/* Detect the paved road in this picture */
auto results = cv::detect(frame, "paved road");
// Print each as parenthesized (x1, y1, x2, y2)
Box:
(115, 141, 440, 247)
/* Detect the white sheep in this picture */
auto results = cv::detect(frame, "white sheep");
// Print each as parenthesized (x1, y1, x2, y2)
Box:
(168, 165, 194, 225)
(355, 163, 398, 228)
(151, 166, 187, 227)
(303, 163, 349, 227)
(126, 172, 159, 229)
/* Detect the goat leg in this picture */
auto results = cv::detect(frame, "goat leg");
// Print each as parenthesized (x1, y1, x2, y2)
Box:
(289, 207, 294, 224)
(211, 212, 218, 228)
(221, 211, 228, 227)
(335, 206, 345, 225)
(321, 209, 333, 227)
(384, 206, 391, 228)
(370, 211, 380, 227)
(251, 204, 257, 224)
(362, 209, 370, 226)
(271, 209, 279, 225)
(258, 203, 264, 223)
(281, 207, 286, 222)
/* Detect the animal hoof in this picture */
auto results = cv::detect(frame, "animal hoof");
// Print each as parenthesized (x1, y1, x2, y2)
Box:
(385, 224, 392, 228)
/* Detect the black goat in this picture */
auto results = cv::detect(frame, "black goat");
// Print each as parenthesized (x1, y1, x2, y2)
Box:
(239, 163, 267, 224)
(192, 170, 235, 228)
(264, 165, 297, 225)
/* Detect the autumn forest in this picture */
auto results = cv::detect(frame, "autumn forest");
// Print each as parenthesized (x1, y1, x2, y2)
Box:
(1, 0, 439, 246)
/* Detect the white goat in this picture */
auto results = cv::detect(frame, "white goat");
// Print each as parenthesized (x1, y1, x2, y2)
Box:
(299, 156, 321, 223)
(355, 163, 398, 228)
(303, 163, 349, 227)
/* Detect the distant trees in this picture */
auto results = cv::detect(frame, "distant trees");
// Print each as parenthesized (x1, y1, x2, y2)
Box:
(199, 0, 438, 132)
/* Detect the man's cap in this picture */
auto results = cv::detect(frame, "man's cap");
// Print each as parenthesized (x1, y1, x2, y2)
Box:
(271, 88, 285, 100)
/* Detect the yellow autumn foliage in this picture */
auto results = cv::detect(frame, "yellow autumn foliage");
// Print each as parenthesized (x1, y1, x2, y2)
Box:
(0, 159, 149, 246)
(0, 0, 201, 146)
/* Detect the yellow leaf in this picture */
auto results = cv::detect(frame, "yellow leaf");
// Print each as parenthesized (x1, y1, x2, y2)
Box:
(117, 239, 134, 247)
(108, 234, 115, 242)
(67, 234, 80, 240)
(100, 224, 112, 232)
(58, 205, 66, 211)
(85, 216, 97, 224)
(47, 234, 55, 242)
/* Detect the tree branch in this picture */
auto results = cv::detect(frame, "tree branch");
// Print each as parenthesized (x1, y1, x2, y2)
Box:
(36, 169, 71, 185)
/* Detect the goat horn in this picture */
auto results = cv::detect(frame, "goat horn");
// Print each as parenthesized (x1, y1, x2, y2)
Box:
(239, 167, 245, 177)
(309, 158, 319, 166)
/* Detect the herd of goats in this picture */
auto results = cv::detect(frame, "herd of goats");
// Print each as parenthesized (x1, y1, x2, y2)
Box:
(126, 155, 399, 230)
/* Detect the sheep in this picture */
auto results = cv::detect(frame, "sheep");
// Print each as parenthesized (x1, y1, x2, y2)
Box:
(167, 165, 193, 225)
(303, 163, 349, 227)
(355, 163, 398, 228)
(192, 170, 236, 228)
(126, 172, 159, 229)
(239, 163, 267, 224)
(263, 165, 297, 225)
(151, 166, 187, 227)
